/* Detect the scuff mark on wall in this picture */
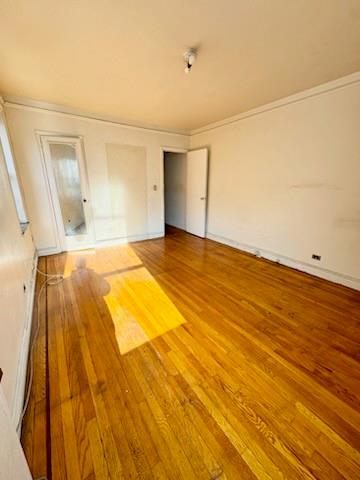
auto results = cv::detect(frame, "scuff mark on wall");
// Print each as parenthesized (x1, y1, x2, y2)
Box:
(335, 215, 360, 229)
(289, 183, 341, 190)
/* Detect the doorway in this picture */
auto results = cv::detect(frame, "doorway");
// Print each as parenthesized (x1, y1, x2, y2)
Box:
(164, 151, 187, 231)
(163, 148, 208, 238)
(40, 135, 93, 251)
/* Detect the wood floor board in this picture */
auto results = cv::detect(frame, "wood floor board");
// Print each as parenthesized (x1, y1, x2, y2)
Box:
(21, 226, 360, 479)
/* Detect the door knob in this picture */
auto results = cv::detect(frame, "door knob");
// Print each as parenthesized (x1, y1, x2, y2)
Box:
(200, 197, 206, 200)
(83, 198, 87, 203)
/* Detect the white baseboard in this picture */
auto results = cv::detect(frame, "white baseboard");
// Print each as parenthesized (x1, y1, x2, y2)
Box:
(37, 245, 60, 256)
(206, 232, 360, 291)
(93, 231, 164, 248)
(12, 251, 38, 433)
(37, 231, 164, 256)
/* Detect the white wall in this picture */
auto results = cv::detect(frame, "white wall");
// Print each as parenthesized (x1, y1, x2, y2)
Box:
(5, 105, 189, 254)
(0, 106, 36, 416)
(0, 387, 31, 480)
(0, 103, 35, 480)
(4, 74, 360, 289)
(106, 143, 148, 239)
(191, 77, 360, 289)
(164, 152, 187, 229)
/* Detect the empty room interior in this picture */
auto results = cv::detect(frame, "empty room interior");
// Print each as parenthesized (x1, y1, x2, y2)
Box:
(1, 1, 360, 479)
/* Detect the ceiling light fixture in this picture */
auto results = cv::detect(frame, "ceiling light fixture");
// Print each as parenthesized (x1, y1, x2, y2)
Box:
(184, 48, 197, 74)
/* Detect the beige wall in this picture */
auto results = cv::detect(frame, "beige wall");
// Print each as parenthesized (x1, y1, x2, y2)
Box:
(191, 80, 360, 289)
(5, 105, 189, 254)
(164, 152, 187, 230)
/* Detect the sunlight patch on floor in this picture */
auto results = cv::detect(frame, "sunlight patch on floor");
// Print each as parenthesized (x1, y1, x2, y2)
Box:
(64, 244, 185, 354)
(104, 262, 185, 354)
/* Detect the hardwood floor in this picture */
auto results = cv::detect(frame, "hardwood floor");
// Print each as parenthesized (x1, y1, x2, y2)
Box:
(22, 227, 360, 479)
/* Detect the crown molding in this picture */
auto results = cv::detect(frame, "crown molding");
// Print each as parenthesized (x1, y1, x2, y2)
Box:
(4, 72, 360, 137)
(191, 71, 360, 136)
(3, 95, 190, 137)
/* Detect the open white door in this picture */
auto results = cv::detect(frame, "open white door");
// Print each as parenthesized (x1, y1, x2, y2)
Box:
(186, 148, 208, 237)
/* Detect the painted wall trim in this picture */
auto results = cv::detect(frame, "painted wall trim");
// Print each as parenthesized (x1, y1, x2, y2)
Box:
(95, 231, 164, 248)
(207, 232, 360, 291)
(5, 72, 360, 138)
(12, 251, 38, 432)
(191, 71, 360, 135)
(37, 231, 164, 257)
(36, 246, 61, 257)
(4, 96, 189, 137)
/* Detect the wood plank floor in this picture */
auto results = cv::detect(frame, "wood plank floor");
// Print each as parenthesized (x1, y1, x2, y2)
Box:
(22, 227, 360, 479)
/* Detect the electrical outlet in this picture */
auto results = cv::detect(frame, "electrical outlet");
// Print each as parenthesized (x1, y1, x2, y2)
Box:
(312, 254, 321, 261)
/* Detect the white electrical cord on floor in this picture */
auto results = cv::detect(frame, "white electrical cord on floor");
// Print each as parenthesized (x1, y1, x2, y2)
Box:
(17, 268, 63, 435)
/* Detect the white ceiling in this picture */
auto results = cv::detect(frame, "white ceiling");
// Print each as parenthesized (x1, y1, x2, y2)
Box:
(1, 0, 360, 132)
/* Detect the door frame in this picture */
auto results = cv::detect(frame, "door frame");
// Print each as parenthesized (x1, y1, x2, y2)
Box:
(39, 134, 94, 252)
(161, 146, 209, 237)
(160, 147, 188, 235)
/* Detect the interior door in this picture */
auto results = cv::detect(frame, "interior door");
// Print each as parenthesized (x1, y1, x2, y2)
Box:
(41, 136, 93, 251)
(186, 148, 208, 237)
